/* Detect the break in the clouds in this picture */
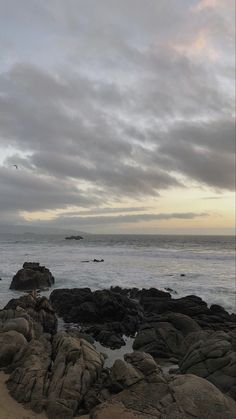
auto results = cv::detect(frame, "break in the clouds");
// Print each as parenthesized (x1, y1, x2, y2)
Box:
(0, 0, 235, 231)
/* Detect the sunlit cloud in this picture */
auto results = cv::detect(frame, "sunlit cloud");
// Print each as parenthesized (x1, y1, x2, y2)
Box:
(193, 0, 218, 12)
(172, 29, 219, 61)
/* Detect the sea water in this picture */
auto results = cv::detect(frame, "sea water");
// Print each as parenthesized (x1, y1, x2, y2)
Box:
(0, 233, 235, 312)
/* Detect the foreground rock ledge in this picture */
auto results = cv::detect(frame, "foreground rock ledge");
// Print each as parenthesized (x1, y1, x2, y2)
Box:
(83, 359, 236, 419)
(50, 287, 236, 398)
(0, 290, 236, 419)
(10, 262, 55, 290)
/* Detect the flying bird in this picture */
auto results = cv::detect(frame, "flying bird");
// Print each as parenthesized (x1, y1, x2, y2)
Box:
(12, 164, 18, 169)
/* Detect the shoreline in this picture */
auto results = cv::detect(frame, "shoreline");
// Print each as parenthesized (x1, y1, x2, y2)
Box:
(0, 234, 235, 313)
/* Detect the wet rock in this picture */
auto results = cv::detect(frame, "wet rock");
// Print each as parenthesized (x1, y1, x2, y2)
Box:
(50, 287, 235, 352)
(139, 292, 236, 331)
(96, 330, 125, 349)
(82, 323, 126, 349)
(164, 287, 178, 294)
(50, 288, 143, 339)
(10, 262, 55, 290)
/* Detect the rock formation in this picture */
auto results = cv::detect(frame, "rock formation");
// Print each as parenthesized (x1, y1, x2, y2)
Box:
(79, 352, 236, 419)
(10, 262, 55, 290)
(0, 288, 235, 419)
(179, 329, 236, 400)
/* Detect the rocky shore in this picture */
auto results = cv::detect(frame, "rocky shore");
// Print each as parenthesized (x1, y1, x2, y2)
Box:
(0, 266, 235, 418)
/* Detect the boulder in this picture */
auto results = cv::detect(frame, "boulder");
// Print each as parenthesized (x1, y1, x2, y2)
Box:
(46, 332, 104, 418)
(10, 262, 54, 290)
(95, 330, 125, 349)
(133, 312, 201, 359)
(109, 359, 144, 389)
(7, 333, 52, 412)
(0, 330, 27, 368)
(2, 317, 31, 340)
(179, 330, 236, 400)
(139, 292, 236, 331)
(0, 305, 39, 340)
(6, 330, 105, 418)
(5, 293, 57, 334)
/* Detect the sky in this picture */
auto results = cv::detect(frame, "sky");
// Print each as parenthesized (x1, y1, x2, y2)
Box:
(0, 0, 235, 234)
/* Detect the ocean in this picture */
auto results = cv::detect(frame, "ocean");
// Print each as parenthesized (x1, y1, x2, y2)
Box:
(0, 233, 235, 312)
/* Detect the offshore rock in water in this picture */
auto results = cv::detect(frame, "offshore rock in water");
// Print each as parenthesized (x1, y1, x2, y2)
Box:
(65, 235, 83, 240)
(10, 262, 55, 291)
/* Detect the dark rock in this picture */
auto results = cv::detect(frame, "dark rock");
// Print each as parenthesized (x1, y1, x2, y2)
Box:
(10, 262, 54, 290)
(82, 324, 125, 349)
(139, 292, 235, 331)
(169, 367, 180, 374)
(50, 287, 235, 352)
(50, 288, 143, 339)
(164, 287, 178, 294)
(96, 330, 125, 349)
(23, 262, 40, 270)
(65, 235, 83, 240)
(0, 330, 27, 368)
(50, 288, 93, 321)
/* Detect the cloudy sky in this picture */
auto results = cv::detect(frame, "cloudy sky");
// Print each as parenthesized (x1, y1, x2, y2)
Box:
(0, 0, 235, 234)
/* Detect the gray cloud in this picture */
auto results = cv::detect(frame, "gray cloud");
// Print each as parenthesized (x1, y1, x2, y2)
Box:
(157, 118, 235, 190)
(0, 167, 102, 212)
(0, 0, 234, 228)
(35, 211, 208, 229)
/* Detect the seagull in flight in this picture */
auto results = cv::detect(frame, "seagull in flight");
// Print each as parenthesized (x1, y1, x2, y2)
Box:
(12, 164, 18, 169)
